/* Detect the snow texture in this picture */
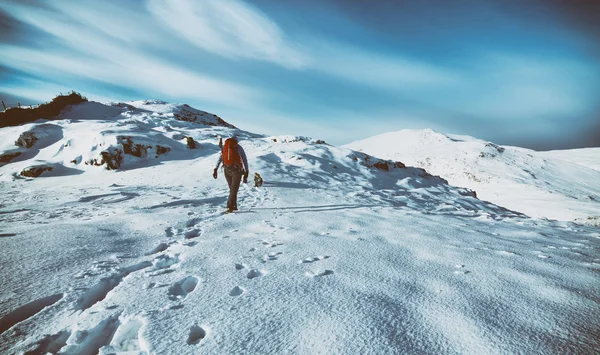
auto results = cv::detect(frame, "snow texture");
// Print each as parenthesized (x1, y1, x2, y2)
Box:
(1, 102, 599, 354)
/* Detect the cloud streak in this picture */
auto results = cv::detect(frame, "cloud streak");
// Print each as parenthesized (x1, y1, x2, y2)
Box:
(147, 0, 310, 68)
(0, 1, 262, 107)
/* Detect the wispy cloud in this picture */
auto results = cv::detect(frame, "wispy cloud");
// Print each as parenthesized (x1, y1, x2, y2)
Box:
(147, 0, 310, 68)
(311, 41, 461, 89)
(0, 1, 261, 106)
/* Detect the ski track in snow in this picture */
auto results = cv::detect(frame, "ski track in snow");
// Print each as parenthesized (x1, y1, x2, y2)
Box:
(1, 102, 599, 354)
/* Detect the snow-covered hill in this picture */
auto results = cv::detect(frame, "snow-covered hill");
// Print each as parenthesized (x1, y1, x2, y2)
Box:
(539, 147, 600, 172)
(1, 102, 599, 354)
(345, 129, 600, 223)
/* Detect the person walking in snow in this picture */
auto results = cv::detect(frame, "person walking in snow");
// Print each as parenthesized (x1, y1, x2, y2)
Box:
(213, 135, 249, 213)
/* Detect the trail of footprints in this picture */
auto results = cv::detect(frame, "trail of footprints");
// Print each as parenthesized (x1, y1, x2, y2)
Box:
(13, 214, 338, 353)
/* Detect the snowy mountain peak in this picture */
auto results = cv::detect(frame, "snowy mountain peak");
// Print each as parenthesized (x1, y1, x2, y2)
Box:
(346, 129, 600, 222)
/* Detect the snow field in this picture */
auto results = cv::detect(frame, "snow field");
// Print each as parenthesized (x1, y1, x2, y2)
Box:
(1, 101, 599, 354)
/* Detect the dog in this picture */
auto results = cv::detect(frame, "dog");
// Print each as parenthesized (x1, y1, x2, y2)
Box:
(254, 172, 263, 187)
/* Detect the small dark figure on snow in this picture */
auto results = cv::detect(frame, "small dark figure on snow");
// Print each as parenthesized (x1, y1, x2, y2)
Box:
(213, 135, 249, 213)
(254, 172, 263, 188)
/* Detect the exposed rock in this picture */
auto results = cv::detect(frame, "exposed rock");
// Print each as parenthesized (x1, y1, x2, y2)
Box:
(365, 157, 406, 171)
(118, 136, 148, 157)
(0, 151, 22, 163)
(173, 106, 235, 128)
(100, 149, 123, 170)
(86, 148, 123, 170)
(485, 142, 505, 153)
(20, 165, 53, 177)
(156, 145, 170, 155)
(0, 92, 87, 128)
(15, 132, 38, 148)
(185, 137, 197, 149)
(373, 161, 389, 171)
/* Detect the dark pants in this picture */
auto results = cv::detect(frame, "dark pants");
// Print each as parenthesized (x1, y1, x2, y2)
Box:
(224, 166, 242, 210)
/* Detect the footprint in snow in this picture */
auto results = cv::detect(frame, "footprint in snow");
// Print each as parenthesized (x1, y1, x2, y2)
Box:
(246, 269, 264, 279)
(235, 263, 245, 270)
(145, 242, 171, 256)
(301, 256, 330, 263)
(0, 293, 63, 335)
(109, 317, 147, 353)
(262, 252, 283, 262)
(186, 217, 202, 228)
(453, 265, 470, 275)
(537, 254, 551, 259)
(168, 276, 199, 301)
(229, 286, 244, 297)
(187, 324, 206, 345)
(184, 228, 201, 239)
(306, 270, 334, 277)
(26, 330, 71, 354)
(262, 240, 283, 248)
(148, 254, 180, 275)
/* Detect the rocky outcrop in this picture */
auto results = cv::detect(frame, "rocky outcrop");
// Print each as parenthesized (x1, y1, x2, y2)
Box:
(186, 137, 197, 149)
(85, 136, 172, 170)
(353, 153, 406, 171)
(174, 105, 235, 128)
(20, 165, 53, 177)
(0, 92, 87, 128)
(0, 151, 22, 163)
(15, 132, 38, 148)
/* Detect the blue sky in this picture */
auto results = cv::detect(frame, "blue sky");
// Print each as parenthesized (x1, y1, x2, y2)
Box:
(1, 0, 599, 150)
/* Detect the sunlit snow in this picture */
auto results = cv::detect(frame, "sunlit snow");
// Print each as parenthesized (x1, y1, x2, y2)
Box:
(1, 101, 598, 354)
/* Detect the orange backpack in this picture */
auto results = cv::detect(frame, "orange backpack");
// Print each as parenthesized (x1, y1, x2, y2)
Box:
(222, 138, 241, 167)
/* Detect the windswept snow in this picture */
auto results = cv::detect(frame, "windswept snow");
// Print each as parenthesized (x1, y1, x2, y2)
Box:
(1, 102, 599, 354)
(346, 129, 600, 222)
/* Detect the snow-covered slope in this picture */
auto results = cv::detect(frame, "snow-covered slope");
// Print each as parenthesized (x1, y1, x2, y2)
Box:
(345, 129, 600, 222)
(538, 147, 600, 172)
(1, 103, 599, 354)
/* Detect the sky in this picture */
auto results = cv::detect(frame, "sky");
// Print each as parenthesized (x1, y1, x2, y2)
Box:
(1, 0, 599, 150)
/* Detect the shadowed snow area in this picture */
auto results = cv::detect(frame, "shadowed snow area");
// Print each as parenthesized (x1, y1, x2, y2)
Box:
(1, 101, 599, 354)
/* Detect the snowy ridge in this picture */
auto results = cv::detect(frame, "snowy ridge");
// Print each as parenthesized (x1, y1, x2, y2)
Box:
(539, 147, 600, 172)
(1, 102, 599, 354)
(346, 129, 600, 222)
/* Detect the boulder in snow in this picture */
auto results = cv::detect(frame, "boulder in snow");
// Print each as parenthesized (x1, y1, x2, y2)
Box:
(15, 132, 38, 148)
(0, 151, 22, 163)
(20, 165, 53, 177)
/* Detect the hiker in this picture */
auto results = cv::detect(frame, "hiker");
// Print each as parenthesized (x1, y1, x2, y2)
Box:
(213, 135, 249, 213)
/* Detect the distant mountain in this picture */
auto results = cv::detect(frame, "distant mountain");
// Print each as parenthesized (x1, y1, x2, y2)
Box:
(345, 129, 600, 222)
